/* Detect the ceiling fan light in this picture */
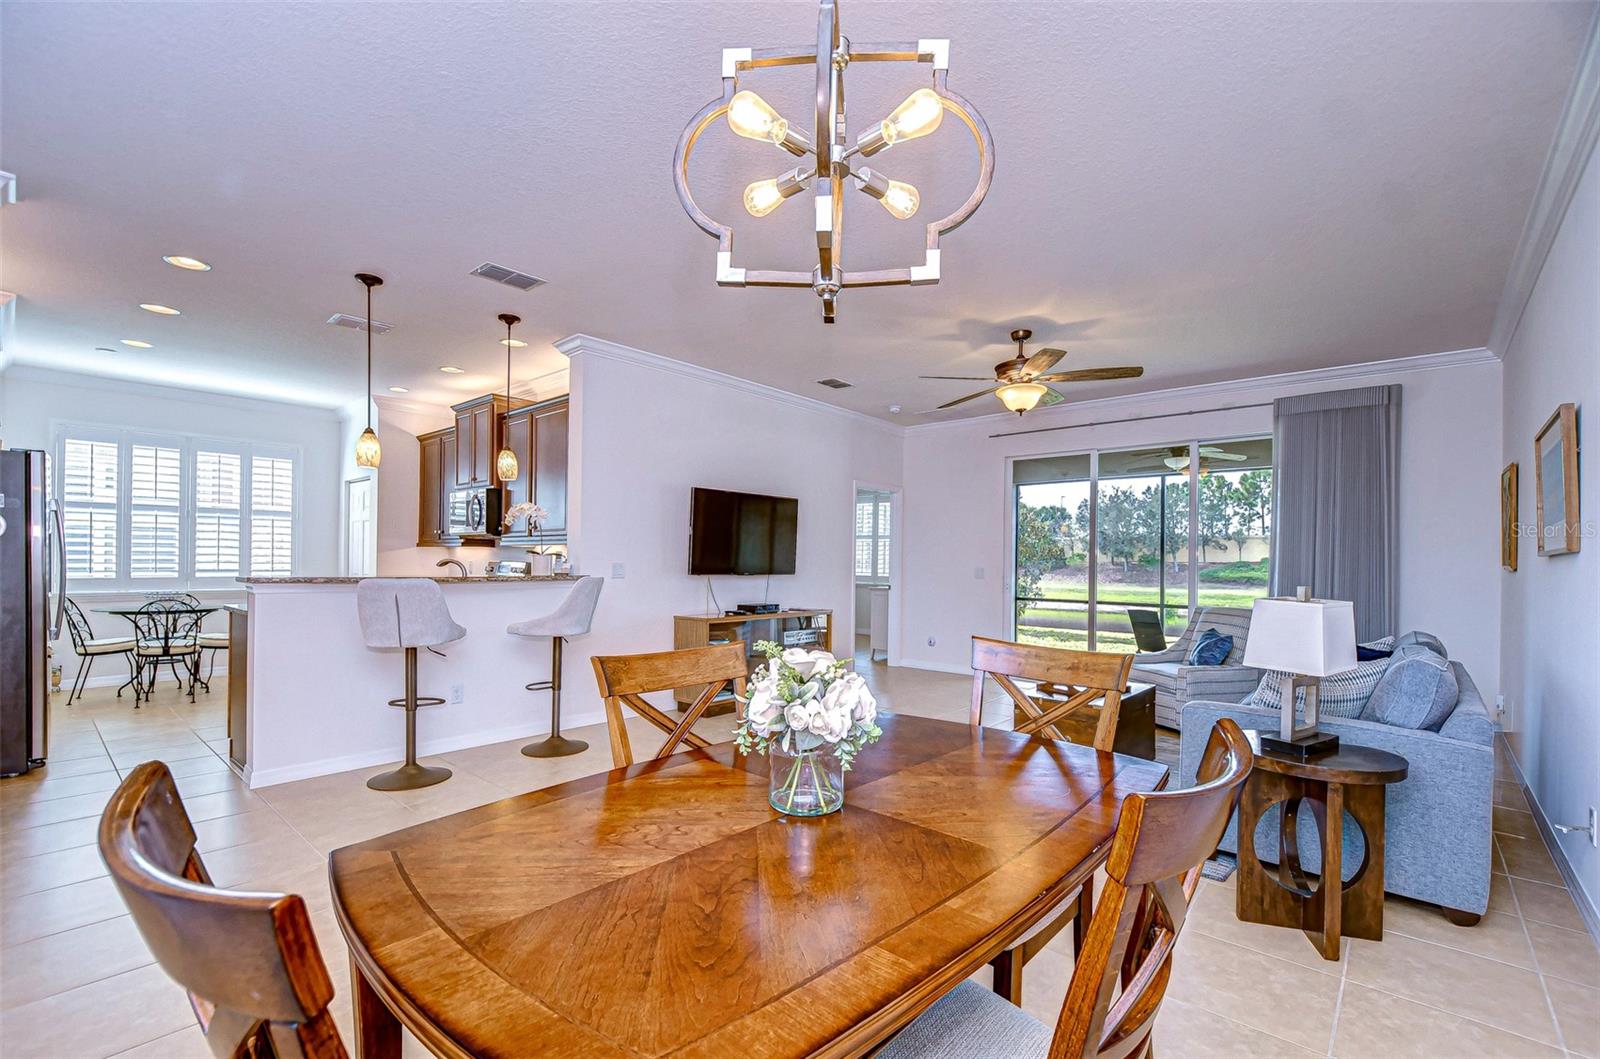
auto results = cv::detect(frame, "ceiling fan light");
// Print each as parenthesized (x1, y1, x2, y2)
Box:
(995, 382, 1047, 414)
(355, 426, 382, 468)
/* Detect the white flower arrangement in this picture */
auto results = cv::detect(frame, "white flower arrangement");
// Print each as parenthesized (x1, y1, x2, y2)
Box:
(735, 640, 882, 770)
(503, 502, 549, 533)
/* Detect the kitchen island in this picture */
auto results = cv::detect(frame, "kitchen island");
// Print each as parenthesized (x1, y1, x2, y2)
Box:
(233, 575, 597, 787)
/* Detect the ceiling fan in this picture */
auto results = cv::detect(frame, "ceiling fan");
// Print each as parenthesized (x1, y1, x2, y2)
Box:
(920, 329, 1144, 415)
(1129, 445, 1251, 474)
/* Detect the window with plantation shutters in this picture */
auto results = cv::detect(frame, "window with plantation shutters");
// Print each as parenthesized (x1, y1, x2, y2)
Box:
(129, 443, 182, 577)
(854, 492, 892, 583)
(52, 426, 300, 589)
(250, 456, 294, 576)
(61, 438, 119, 579)
(194, 451, 242, 577)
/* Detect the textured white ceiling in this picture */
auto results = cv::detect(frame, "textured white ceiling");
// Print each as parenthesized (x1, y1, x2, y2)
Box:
(1, 1, 1592, 422)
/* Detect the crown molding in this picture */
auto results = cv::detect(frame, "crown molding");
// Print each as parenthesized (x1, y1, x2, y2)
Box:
(1489, 9, 1600, 358)
(905, 346, 1499, 436)
(555, 333, 904, 436)
(0, 363, 343, 418)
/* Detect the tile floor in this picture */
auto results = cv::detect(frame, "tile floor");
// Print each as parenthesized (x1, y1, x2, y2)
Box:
(0, 650, 1594, 1058)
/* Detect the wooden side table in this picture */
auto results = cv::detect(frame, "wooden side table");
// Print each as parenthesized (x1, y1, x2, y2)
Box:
(1235, 732, 1409, 960)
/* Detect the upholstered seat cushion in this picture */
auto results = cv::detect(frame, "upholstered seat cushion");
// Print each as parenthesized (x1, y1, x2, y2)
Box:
(877, 981, 1049, 1058)
(197, 632, 229, 648)
(79, 637, 135, 656)
(136, 639, 198, 657)
(357, 578, 467, 649)
(507, 576, 605, 640)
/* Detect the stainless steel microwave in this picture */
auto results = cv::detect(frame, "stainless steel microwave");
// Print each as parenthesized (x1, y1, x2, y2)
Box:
(447, 486, 504, 539)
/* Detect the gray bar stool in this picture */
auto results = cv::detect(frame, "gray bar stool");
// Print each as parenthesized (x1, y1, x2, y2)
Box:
(356, 578, 465, 790)
(507, 576, 604, 758)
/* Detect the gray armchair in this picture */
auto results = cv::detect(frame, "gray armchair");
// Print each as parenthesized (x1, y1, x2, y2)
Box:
(1131, 605, 1258, 729)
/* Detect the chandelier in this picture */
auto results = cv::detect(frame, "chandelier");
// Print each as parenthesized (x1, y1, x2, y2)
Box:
(672, 0, 994, 322)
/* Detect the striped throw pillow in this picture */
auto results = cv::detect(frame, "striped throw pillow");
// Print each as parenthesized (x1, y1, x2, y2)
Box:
(1248, 656, 1392, 719)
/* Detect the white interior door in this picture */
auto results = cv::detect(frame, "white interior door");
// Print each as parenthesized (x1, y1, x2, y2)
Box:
(345, 476, 375, 577)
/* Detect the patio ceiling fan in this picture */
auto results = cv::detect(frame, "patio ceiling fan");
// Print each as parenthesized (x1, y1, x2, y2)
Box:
(1129, 445, 1251, 473)
(920, 329, 1144, 415)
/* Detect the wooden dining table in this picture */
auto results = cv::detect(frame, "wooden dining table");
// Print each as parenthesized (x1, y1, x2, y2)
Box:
(329, 711, 1169, 1059)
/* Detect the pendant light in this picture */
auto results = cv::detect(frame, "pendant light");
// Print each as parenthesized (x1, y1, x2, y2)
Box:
(494, 313, 521, 481)
(353, 273, 383, 468)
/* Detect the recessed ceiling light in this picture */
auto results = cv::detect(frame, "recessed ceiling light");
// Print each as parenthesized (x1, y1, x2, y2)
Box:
(499, 338, 528, 348)
(121, 339, 153, 348)
(139, 303, 181, 315)
(388, 386, 410, 393)
(438, 366, 465, 374)
(162, 255, 211, 271)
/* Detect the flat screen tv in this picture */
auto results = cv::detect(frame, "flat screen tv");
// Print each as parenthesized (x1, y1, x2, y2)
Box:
(689, 487, 798, 576)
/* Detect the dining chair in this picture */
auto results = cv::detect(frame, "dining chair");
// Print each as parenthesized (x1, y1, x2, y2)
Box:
(161, 593, 223, 694)
(131, 599, 204, 702)
(61, 597, 137, 706)
(98, 761, 348, 1059)
(590, 641, 750, 767)
(877, 718, 1254, 1059)
(969, 636, 1136, 1001)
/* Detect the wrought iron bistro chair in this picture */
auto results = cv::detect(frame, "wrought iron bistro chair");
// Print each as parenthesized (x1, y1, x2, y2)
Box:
(157, 592, 226, 695)
(61, 598, 137, 706)
(132, 599, 204, 703)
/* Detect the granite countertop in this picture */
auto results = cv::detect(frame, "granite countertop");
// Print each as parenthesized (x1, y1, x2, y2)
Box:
(238, 574, 582, 585)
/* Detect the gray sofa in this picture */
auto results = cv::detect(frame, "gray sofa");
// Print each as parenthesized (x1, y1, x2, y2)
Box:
(1178, 659, 1495, 919)
(1132, 606, 1259, 729)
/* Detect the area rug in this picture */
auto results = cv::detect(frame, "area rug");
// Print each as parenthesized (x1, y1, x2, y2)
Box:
(1201, 851, 1237, 882)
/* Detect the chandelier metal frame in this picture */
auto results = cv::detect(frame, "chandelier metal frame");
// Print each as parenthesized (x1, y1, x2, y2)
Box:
(672, 0, 995, 322)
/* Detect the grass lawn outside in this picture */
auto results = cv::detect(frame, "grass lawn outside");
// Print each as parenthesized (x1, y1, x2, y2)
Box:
(1015, 566, 1269, 651)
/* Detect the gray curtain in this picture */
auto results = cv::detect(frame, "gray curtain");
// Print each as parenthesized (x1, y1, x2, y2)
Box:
(1271, 385, 1400, 640)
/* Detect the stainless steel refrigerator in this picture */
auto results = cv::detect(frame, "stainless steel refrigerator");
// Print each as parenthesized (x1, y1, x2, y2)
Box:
(0, 449, 63, 777)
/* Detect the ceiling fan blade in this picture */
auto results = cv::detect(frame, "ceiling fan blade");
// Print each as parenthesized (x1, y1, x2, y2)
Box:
(918, 375, 997, 381)
(1022, 347, 1066, 376)
(1038, 386, 1066, 407)
(935, 387, 999, 410)
(1035, 366, 1145, 383)
(1210, 451, 1249, 461)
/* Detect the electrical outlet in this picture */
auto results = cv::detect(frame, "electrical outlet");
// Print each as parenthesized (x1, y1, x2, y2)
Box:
(1495, 694, 1506, 720)
(611, 562, 626, 580)
(450, 683, 464, 705)
(926, 636, 936, 648)
(973, 566, 985, 580)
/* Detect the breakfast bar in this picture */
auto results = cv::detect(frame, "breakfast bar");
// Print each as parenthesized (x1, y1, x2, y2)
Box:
(233, 575, 597, 788)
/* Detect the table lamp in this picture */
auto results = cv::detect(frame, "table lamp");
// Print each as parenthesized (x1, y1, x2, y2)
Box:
(1243, 588, 1357, 758)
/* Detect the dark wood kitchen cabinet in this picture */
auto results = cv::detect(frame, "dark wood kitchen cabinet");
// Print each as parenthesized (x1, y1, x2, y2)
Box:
(500, 395, 569, 543)
(417, 427, 454, 545)
(452, 394, 528, 487)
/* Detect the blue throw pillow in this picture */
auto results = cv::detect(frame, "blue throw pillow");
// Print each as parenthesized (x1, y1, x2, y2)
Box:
(1364, 645, 1459, 729)
(1394, 630, 1447, 659)
(1187, 628, 1234, 666)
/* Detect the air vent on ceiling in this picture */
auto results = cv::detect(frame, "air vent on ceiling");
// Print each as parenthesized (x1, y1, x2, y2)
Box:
(816, 378, 852, 389)
(326, 313, 393, 334)
(471, 262, 546, 291)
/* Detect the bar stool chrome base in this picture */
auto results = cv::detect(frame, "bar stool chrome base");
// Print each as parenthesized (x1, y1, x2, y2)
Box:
(366, 646, 454, 790)
(519, 636, 587, 758)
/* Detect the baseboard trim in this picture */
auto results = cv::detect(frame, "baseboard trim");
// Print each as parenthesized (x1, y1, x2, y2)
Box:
(1500, 737, 1600, 946)
(243, 709, 605, 789)
(894, 657, 972, 677)
(56, 668, 229, 694)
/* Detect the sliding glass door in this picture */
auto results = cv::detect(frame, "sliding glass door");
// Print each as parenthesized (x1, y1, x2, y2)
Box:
(1013, 437, 1272, 652)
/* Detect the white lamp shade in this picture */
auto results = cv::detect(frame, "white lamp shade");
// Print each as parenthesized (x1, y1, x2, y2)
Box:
(1242, 597, 1358, 677)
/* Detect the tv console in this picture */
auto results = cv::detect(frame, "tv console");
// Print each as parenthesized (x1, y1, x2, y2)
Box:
(672, 608, 833, 714)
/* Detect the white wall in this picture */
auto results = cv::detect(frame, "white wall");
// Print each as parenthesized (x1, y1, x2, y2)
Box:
(560, 335, 903, 727)
(0, 365, 343, 687)
(1500, 134, 1600, 917)
(898, 352, 1505, 697)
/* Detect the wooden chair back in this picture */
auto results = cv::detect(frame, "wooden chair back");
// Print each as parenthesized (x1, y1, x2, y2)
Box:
(970, 636, 1134, 751)
(98, 762, 346, 1059)
(1046, 719, 1254, 1059)
(591, 642, 750, 767)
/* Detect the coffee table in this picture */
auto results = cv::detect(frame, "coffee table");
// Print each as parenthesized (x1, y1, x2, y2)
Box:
(1235, 731, 1408, 960)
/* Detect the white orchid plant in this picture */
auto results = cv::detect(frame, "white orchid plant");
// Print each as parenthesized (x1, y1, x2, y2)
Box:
(502, 501, 549, 533)
(735, 641, 882, 770)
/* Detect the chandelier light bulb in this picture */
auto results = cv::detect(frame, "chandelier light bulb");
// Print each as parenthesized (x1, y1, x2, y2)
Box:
(727, 91, 789, 145)
(882, 88, 944, 145)
(743, 179, 785, 217)
(995, 382, 1047, 414)
(878, 180, 921, 220)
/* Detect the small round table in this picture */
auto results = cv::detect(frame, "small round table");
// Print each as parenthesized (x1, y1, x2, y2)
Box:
(1235, 731, 1408, 961)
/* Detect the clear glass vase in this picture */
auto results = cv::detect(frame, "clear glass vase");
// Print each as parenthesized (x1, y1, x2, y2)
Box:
(768, 743, 845, 817)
